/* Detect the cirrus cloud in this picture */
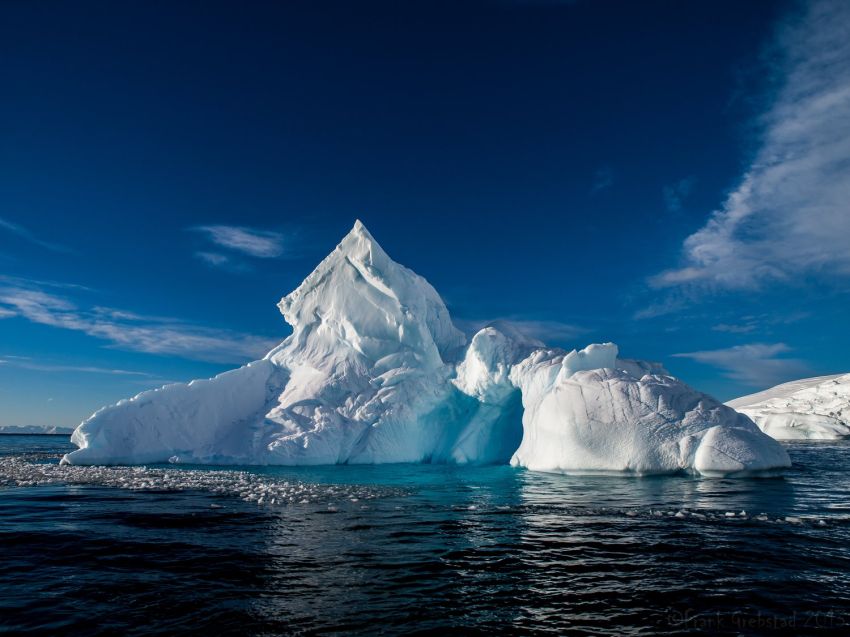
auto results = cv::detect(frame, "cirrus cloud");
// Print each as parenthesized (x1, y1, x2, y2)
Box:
(672, 342, 808, 388)
(652, 0, 850, 292)
(455, 316, 587, 345)
(0, 216, 73, 254)
(193, 225, 286, 258)
(0, 280, 282, 364)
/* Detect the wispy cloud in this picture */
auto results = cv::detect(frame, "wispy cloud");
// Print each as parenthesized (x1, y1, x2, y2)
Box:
(127, 378, 181, 387)
(652, 0, 850, 291)
(0, 217, 73, 254)
(193, 251, 251, 273)
(672, 342, 808, 387)
(456, 317, 587, 344)
(632, 296, 687, 320)
(662, 176, 696, 213)
(0, 356, 153, 376)
(590, 166, 614, 194)
(712, 322, 757, 334)
(710, 311, 811, 335)
(193, 225, 286, 258)
(0, 281, 282, 364)
(195, 251, 230, 267)
(0, 274, 92, 292)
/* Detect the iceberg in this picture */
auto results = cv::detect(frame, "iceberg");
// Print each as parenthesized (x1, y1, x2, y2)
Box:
(63, 221, 790, 476)
(727, 374, 850, 440)
(509, 344, 789, 475)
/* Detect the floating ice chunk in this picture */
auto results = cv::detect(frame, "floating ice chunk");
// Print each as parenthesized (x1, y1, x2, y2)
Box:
(1, 455, 404, 506)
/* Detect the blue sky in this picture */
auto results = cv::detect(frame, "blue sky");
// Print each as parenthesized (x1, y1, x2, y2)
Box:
(2, 0, 849, 426)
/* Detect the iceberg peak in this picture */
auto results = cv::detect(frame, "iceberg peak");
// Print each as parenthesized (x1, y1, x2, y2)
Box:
(350, 217, 370, 236)
(338, 219, 388, 262)
(274, 221, 465, 367)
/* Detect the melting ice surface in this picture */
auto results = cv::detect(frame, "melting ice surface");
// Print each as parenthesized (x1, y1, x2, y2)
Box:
(63, 221, 789, 476)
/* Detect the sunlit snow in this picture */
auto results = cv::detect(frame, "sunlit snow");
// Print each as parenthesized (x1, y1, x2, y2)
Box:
(728, 374, 850, 440)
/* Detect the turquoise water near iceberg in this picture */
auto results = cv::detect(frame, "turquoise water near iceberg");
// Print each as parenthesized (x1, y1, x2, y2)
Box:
(2, 435, 850, 635)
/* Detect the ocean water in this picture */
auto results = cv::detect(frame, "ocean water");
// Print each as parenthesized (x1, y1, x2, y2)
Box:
(2, 435, 850, 635)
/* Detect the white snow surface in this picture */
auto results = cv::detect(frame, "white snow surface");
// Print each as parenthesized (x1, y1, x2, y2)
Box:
(509, 344, 789, 475)
(727, 374, 850, 440)
(63, 221, 790, 476)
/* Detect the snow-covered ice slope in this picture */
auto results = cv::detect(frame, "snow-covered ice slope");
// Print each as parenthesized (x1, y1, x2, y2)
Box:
(63, 221, 790, 476)
(67, 360, 286, 465)
(258, 220, 471, 465)
(727, 374, 850, 440)
(509, 343, 789, 475)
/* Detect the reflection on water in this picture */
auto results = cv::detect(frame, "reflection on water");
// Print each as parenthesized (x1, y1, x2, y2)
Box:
(2, 435, 850, 635)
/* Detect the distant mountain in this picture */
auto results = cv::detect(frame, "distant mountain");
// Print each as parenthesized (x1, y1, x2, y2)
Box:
(0, 425, 74, 435)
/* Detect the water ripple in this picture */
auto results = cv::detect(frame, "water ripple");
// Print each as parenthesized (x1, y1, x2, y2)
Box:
(2, 437, 850, 635)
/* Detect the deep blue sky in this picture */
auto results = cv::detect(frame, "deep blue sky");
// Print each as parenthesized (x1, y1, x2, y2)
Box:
(2, 0, 849, 426)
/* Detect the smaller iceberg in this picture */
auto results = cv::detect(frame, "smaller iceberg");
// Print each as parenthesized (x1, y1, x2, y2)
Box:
(506, 343, 789, 476)
(727, 374, 850, 440)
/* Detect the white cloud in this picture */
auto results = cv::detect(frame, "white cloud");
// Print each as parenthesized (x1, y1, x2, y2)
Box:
(193, 225, 286, 258)
(653, 0, 850, 291)
(0, 357, 152, 376)
(0, 282, 282, 364)
(712, 322, 757, 334)
(672, 342, 808, 387)
(0, 216, 72, 253)
(632, 297, 687, 320)
(662, 176, 696, 213)
(456, 317, 586, 344)
(193, 250, 252, 273)
(590, 166, 614, 194)
(195, 251, 231, 266)
(0, 274, 92, 291)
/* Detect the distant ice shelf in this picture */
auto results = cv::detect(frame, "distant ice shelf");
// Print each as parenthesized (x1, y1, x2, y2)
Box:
(728, 374, 850, 440)
(0, 425, 74, 435)
(63, 221, 790, 477)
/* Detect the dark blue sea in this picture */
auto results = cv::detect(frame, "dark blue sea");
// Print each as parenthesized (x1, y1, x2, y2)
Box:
(2, 434, 850, 636)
